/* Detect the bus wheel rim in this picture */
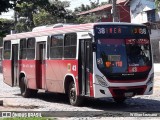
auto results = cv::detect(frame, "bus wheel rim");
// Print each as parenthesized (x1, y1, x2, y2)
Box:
(70, 87, 76, 103)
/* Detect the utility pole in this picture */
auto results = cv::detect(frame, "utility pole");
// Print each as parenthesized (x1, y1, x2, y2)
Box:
(112, 0, 117, 22)
(14, 1, 17, 33)
(97, 0, 99, 4)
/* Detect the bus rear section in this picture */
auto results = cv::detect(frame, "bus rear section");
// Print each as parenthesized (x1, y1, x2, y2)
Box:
(3, 40, 19, 87)
(93, 24, 154, 102)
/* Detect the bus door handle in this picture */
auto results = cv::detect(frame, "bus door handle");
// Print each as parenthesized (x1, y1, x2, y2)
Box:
(82, 65, 84, 69)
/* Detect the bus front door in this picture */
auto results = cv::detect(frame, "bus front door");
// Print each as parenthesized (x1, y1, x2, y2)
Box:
(37, 42, 46, 89)
(79, 39, 92, 96)
(12, 44, 18, 86)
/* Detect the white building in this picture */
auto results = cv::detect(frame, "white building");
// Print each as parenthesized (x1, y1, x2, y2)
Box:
(130, 0, 156, 23)
(127, 0, 160, 63)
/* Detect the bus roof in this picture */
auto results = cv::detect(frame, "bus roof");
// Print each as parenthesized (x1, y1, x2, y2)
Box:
(32, 23, 77, 32)
(3, 22, 146, 41)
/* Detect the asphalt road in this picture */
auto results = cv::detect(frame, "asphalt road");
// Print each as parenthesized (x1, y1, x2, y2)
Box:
(0, 73, 160, 119)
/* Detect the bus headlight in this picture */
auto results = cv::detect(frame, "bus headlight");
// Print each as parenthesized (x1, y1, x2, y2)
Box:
(146, 73, 154, 85)
(96, 75, 108, 87)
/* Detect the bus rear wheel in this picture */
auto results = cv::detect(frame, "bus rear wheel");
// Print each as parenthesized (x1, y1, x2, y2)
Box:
(68, 81, 83, 106)
(19, 77, 37, 98)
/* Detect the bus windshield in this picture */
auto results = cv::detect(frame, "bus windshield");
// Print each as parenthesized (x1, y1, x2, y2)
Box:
(94, 25, 151, 74)
(96, 38, 151, 73)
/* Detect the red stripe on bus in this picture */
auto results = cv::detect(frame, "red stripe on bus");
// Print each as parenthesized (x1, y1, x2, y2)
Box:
(89, 73, 94, 97)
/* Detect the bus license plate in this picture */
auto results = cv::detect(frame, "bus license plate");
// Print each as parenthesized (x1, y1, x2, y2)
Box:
(124, 92, 133, 97)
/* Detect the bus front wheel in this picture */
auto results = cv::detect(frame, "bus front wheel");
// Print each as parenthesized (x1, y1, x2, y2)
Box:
(19, 77, 37, 98)
(68, 81, 83, 106)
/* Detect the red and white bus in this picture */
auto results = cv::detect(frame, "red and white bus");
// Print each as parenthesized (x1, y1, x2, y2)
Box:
(2, 22, 154, 106)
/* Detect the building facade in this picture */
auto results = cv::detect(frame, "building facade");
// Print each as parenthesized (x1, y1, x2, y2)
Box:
(128, 0, 160, 63)
(77, 0, 131, 23)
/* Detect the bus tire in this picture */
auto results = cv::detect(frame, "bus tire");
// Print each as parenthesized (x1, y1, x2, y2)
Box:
(19, 76, 32, 98)
(68, 81, 83, 106)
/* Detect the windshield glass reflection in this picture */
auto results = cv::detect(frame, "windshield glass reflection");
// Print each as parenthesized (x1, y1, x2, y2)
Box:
(96, 39, 151, 74)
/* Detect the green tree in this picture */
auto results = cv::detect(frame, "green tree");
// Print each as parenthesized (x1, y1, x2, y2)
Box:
(76, 14, 100, 23)
(74, 0, 108, 23)
(0, 18, 14, 46)
(0, 18, 14, 37)
(0, 0, 15, 13)
(155, 0, 160, 10)
(15, 18, 28, 33)
(89, 0, 99, 9)
(16, 2, 36, 31)
(100, 2, 108, 5)
(74, 4, 91, 13)
(15, 0, 71, 32)
(33, 9, 57, 26)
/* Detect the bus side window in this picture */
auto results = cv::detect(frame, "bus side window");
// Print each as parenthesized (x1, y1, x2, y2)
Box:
(3, 41, 11, 59)
(19, 39, 27, 59)
(64, 33, 77, 59)
(27, 38, 35, 59)
(50, 34, 63, 59)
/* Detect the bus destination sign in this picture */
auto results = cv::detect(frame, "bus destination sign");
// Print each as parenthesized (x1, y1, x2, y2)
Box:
(94, 25, 148, 37)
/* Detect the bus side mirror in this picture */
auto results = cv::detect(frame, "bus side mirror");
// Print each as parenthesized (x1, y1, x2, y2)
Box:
(92, 42, 96, 52)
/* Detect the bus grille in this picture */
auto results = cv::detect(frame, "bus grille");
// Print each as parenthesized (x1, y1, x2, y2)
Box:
(105, 72, 149, 83)
(109, 86, 146, 98)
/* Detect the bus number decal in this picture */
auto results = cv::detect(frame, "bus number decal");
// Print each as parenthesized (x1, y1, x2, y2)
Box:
(67, 64, 76, 72)
(132, 67, 137, 72)
(72, 65, 76, 71)
(97, 27, 105, 34)
(134, 28, 146, 34)
(115, 61, 122, 67)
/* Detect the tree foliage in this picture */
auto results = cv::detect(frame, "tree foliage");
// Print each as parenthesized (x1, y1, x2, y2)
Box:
(15, 18, 29, 33)
(33, 9, 57, 26)
(0, 0, 15, 14)
(15, 2, 36, 31)
(0, 18, 14, 37)
(76, 14, 99, 23)
(0, 0, 73, 35)
(14, 0, 71, 32)
(0, 0, 108, 34)
(74, 1, 108, 23)
(155, 0, 160, 10)
(74, 2, 99, 13)
(0, 18, 14, 46)
(74, 0, 108, 13)
(15, 0, 70, 19)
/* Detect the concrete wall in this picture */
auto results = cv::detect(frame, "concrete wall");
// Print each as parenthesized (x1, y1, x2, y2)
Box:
(130, 0, 155, 24)
(150, 29, 160, 63)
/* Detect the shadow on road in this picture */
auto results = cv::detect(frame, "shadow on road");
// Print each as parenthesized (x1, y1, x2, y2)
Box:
(83, 97, 160, 112)
(28, 92, 160, 112)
